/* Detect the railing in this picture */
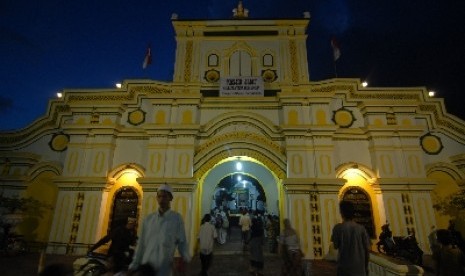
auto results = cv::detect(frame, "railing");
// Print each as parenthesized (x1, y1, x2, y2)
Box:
(369, 253, 424, 276)
(44, 242, 93, 255)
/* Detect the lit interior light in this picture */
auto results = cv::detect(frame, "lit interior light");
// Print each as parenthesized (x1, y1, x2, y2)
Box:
(116, 83, 122, 88)
(428, 91, 435, 97)
(56, 92, 63, 98)
(236, 161, 242, 171)
(362, 81, 368, 87)
(237, 175, 242, 182)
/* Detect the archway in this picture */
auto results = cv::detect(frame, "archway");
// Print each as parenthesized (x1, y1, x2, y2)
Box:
(427, 163, 463, 229)
(336, 163, 382, 239)
(100, 164, 144, 236)
(198, 156, 280, 223)
(22, 162, 62, 242)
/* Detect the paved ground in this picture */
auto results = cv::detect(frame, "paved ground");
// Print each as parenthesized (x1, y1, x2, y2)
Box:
(0, 251, 334, 276)
(0, 226, 436, 275)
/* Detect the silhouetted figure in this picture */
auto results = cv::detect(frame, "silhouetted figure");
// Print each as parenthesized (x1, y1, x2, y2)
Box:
(448, 220, 465, 253)
(436, 229, 465, 276)
(249, 217, 265, 275)
(128, 263, 157, 276)
(39, 263, 73, 276)
(331, 200, 370, 276)
(198, 214, 217, 276)
(89, 217, 137, 266)
(279, 219, 303, 276)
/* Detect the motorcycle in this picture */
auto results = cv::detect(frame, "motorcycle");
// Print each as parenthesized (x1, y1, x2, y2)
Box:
(73, 252, 108, 276)
(376, 223, 423, 265)
(74, 247, 135, 276)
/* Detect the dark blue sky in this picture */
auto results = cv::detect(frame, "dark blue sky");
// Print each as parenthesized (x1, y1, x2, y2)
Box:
(1, 0, 464, 130)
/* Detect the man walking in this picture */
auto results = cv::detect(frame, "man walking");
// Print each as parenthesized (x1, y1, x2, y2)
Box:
(129, 184, 191, 276)
(198, 214, 217, 276)
(239, 208, 252, 250)
(331, 200, 370, 276)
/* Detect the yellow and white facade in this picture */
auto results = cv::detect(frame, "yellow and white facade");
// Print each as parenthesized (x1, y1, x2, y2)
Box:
(1, 8, 465, 259)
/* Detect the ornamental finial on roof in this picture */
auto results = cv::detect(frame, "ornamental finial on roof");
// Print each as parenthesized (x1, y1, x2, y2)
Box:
(233, 1, 249, 19)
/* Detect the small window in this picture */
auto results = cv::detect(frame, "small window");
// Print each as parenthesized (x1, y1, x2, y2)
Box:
(208, 54, 219, 67)
(263, 54, 273, 67)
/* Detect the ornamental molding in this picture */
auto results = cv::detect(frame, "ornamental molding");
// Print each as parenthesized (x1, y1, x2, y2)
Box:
(194, 147, 286, 180)
(419, 104, 465, 137)
(195, 131, 283, 155)
(130, 85, 172, 94)
(184, 41, 193, 82)
(224, 41, 258, 58)
(68, 93, 134, 102)
(289, 40, 299, 83)
(0, 104, 68, 145)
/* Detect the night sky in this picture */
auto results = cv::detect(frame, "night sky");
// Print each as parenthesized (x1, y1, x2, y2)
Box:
(1, 0, 464, 130)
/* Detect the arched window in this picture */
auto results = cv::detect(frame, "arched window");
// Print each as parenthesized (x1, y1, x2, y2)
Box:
(208, 54, 219, 67)
(263, 54, 273, 67)
(230, 50, 252, 76)
(342, 187, 375, 238)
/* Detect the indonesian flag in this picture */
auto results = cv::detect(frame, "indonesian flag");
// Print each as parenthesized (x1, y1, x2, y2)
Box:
(331, 37, 341, 62)
(142, 46, 152, 69)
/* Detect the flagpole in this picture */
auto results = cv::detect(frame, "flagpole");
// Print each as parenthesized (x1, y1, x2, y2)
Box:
(334, 61, 338, 78)
(331, 37, 341, 78)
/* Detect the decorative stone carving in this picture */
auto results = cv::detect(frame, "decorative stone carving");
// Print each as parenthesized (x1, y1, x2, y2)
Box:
(204, 69, 220, 83)
(49, 132, 70, 152)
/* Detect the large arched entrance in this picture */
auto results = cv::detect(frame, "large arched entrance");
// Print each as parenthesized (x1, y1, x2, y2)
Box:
(198, 156, 281, 223)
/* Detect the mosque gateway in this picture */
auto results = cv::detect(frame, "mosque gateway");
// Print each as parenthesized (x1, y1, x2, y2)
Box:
(1, 3, 465, 260)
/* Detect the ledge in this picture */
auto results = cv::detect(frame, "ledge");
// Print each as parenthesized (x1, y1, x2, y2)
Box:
(369, 252, 424, 276)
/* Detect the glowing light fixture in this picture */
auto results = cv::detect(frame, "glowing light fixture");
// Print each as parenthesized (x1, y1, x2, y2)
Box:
(428, 91, 435, 97)
(362, 81, 368, 87)
(116, 83, 122, 88)
(237, 175, 242, 182)
(236, 161, 242, 171)
(56, 92, 63, 98)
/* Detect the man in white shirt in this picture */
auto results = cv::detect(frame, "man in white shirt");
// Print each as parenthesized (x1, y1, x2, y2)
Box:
(129, 184, 191, 276)
(239, 208, 252, 249)
(198, 214, 217, 276)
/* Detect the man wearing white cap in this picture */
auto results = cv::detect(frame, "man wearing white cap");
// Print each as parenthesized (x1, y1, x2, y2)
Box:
(129, 184, 191, 275)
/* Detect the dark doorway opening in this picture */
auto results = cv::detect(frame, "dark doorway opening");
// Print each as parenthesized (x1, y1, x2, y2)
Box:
(110, 186, 138, 232)
(342, 187, 375, 238)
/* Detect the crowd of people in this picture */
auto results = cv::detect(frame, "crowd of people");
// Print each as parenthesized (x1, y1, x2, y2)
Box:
(38, 185, 465, 276)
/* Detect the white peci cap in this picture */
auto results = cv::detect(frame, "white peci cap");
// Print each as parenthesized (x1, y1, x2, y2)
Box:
(158, 184, 173, 194)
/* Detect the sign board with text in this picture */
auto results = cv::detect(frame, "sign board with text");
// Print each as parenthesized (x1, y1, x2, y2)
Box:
(220, 77, 264, 97)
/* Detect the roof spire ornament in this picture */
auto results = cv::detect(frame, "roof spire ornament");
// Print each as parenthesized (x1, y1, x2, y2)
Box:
(233, 1, 249, 19)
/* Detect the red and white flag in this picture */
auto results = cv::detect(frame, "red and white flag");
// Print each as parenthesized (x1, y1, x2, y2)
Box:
(331, 38, 341, 62)
(142, 46, 152, 69)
